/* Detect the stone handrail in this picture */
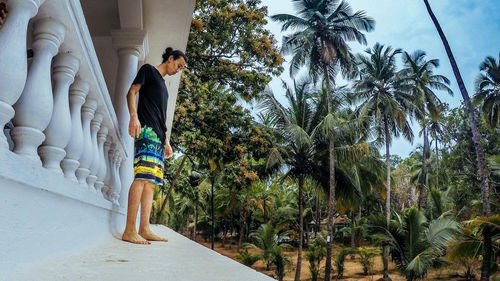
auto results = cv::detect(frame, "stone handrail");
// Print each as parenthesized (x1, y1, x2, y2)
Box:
(0, 0, 127, 206)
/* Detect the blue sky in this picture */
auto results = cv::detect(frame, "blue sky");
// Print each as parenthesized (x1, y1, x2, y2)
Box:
(260, 0, 500, 157)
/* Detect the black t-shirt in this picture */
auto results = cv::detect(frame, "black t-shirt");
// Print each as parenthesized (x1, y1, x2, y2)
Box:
(132, 64, 168, 145)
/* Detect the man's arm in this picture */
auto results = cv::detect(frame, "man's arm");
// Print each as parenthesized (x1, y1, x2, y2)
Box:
(127, 84, 142, 138)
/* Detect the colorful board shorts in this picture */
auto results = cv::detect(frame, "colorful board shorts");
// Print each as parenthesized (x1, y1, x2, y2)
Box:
(134, 126, 164, 186)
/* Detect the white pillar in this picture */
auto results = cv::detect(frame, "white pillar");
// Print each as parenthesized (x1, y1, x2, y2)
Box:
(76, 98, 97, 187)
(0, 0, 45, 149)
(102, 139, 113, 200)
(62, 78, 89, 182)
(96, 130, 109, 196)
(11, 17, 65, 163)
(111, 29, 148, 207)
(111, 150, 123, 206)
(87, 112, 103, 190)
(39, 53, 80, 173)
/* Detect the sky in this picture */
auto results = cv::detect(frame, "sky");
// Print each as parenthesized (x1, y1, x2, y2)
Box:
(259, 0, 500, 157)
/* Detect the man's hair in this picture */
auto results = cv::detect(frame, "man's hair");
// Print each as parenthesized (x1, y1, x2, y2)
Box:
(161, 47, 187, 64)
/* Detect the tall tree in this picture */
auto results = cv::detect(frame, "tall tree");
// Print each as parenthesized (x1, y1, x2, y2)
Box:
(260, 79, 319, 280)
(474, 54, 500, 128)
(271, 1, 374, 279)
(421, 2, 493, 279)
(401, 50, 452, 209)
(353, 43, 414, 280)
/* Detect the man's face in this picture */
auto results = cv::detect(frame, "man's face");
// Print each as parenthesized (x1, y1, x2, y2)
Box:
(167, 56, 186, 75)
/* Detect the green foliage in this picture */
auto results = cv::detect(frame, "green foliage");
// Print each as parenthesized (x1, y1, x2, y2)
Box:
(270, 246, 291, 281)
(474, 54, 500, 128)
(236, 250, 261, 267)
(306, 238, 326, 281)
(187, 0, 283, 100)
(369, 206, 460, 281)
(335, 248, 357, 279)
(244, 223, 291, 271)
(357, 247, 381, 275)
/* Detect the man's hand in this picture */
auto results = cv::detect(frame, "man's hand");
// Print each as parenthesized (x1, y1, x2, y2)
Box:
(128, 115, 141, 138)
(164, 141, 173, 159)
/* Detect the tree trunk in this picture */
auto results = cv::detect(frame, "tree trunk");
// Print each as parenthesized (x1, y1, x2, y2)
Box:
(422, 1, 492, 279)
(211, 175, 215, 250)
(323, 64, 336, 281)
(238, 200, 247, 251)
(350, 211, 355, 260)
(159, 155, 188, 214)
(435, 138, 439, 189)
(294, 176, 305, 281)
(383, 116, 391, 280)
(315, 195, 320, 239)
(192, 205, 198, 241)
(418, 122, 428, 210)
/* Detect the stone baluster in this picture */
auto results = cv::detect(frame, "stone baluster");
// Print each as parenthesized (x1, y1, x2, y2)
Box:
(95, 126, 108, 194)
(11, 17, 65, 162)
(76, 98, 97, 186)
(0, 0, 45, 149)
(111, 151, 123, 205)
(39, 53, 80, 173)
(87, 112, 103, 190)
(62, 78, 89, 181)
(101, 138, 112, 199)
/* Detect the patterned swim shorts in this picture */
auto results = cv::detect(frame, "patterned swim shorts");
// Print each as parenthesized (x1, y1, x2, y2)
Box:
(134, 126, 164, 186)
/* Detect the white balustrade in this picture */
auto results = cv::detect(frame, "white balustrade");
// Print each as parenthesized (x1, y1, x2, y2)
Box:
(102, 139, 113, 200)
(87, 112, 103, 190)
(39, 53, 80, 173)
(76, 98, 97, 186)
(95, 126, 109, 195)
(110, 151, 123, 205)
(11, 17, 65, 163)
(62, 78, 89, 181)
(0, 0, 45, 149)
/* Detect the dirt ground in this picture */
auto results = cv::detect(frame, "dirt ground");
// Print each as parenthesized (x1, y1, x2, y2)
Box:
(190, 234, 482, 281)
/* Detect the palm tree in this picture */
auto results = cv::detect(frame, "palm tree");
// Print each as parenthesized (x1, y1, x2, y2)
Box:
(369, 206, 460, 281)
(428, 106, 445, 188)
(271, 2, 374, 279)
(401, 50, 452, 209)
(474, 54, 500, 128)
(244, 223, 291, 272)
(260, 78, 320, 280)
(421, 2, 493, 279)
(353, 43, 414, 279)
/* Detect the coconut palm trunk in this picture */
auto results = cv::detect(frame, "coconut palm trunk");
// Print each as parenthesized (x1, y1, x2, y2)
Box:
(383, 116, 391, 280)
(294, 176, 305, 281)
(323, 64, 336, 281)
(422, 1, 492, 279)
(418, 122, 428, 210)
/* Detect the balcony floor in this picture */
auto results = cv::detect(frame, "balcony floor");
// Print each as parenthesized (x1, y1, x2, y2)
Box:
(10, 225, 276, 281)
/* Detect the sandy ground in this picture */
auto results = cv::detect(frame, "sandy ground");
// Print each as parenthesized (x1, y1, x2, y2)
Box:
(194, 234, 482, 281)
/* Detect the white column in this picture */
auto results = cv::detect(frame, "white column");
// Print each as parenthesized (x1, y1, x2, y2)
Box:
(0, 0, 45, 149)
(39, 53, 80, 173)
(96, 130, 109, 196)
(87, 112, 103, 190)
(11, 17, 65, 163)
(111, 29, 148, 207)
(102, 139, 113, 200)
(110, 150, 123, 206)
(62, 78, 89, 181)
(76, 98, 97, 186)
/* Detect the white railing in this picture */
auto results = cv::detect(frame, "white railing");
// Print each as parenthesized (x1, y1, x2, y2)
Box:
(0, 0, 127, 206)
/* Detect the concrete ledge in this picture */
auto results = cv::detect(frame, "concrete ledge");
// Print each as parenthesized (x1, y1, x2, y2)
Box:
(8, 225, 276, 281)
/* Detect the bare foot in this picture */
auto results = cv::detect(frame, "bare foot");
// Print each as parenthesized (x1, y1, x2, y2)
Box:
(138, 229, 168, 242)
(122, 230, 151, 245)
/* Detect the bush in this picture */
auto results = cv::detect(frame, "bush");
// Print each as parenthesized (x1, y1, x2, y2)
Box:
(236, 250, 261, 267)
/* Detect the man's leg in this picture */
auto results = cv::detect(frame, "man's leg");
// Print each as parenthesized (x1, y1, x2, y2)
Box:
(122, 180, 151, 244)
(138, 182, 168, 241)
